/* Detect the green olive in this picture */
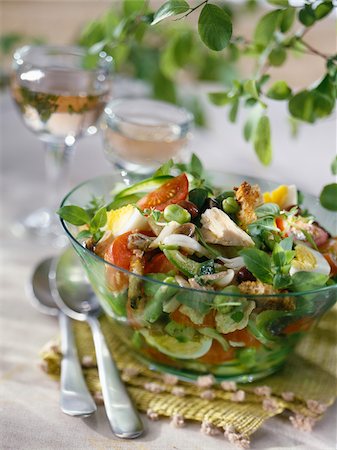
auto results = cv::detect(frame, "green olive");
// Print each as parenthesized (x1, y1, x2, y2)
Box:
(222, 197, 240, 214)
(163, 204, 191, 224)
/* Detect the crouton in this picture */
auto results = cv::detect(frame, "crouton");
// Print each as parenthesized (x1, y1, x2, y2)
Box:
(238, 280, 295, 311)
(235, 181, 263, 229)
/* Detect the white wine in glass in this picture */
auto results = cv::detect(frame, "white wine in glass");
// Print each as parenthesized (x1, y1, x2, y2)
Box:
(11, 45, 112, 243)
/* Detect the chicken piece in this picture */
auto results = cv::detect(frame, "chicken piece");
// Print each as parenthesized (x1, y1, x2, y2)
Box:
(238, 280, 295, 311)
(200, 208, 254, 247)
(235, 181, 263, 229)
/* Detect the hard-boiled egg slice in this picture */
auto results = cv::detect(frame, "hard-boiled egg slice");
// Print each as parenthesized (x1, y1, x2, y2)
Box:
(263, 185, 297, 209)
(290, 244, 331, 276)
(105, 204, 149, 236)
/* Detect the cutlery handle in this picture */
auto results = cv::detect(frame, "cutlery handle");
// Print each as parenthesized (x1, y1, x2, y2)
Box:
(88, 316, 143, 439)
(59, 312, 97, 417)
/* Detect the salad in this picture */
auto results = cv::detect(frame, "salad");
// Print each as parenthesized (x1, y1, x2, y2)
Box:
(59, 156, 337, 379)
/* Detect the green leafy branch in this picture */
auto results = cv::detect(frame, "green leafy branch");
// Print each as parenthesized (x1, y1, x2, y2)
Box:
(78, 0, 337, 211)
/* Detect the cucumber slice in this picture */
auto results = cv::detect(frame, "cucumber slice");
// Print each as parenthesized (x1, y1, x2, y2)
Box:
(115, 176, 173, 199)
(140, 329, 212, 359)
(107, 193, 144, 210)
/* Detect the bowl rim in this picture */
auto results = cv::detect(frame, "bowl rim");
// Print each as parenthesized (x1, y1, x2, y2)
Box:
(59, 173, 337, 299)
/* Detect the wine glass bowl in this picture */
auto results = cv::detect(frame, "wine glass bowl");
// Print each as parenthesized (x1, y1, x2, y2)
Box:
(101, 98, 194, 176)
(59, 172, 337, 382)
(10, 45, 113, 242)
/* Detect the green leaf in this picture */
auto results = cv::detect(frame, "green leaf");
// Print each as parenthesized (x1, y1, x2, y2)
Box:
(191, 153, 204, 177)
(198, 4, 233, 51)
(253, 115, 272, 166)
(77, 230, 92, 241)
(273, 273, 291, 289)
(267, 0, 288, 6)
(289, 90, 334, 123)
(268, 47, 287, 66)
(57, 206, 91, 226)
(331, 156, 337, 175)
(240, 248, 273, 284)
(90, 207, 107, 230)
(243, 104, 263, 142)
(243, 80, 259, 99)
(314, 1, 333, 20)
(267, 81, 292, 100)
(152, 0, 190, 25)
(298, 4, 316, 27)
(255, 203, 280, 218)
(123, 0, 147, 15)
(154, 159, 174, 177)
(319, 183, 337, 211)
(254, 10, 282, 48)
(208, 92, 232, 106)
(229, 98, 239, 123)
(188, 188, 208, 209)
(280, 8, 295, 32)
(290, 272, 329, 292)
(279, 236, 293, 251)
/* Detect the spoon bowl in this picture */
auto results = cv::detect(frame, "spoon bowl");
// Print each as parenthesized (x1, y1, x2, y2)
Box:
(29, 257, 97, 417)
(49, 249, 101, 320)
(29, 257, 59, 316)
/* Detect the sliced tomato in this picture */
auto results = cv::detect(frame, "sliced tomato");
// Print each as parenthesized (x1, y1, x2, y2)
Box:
(105, 231, 133, 270)
(144, 253, 176, 274)
(170, 308, 216, 329)
(224, 328, 261, 348)
(197, 340, 235, 364)
(137, 173, 188, 211)
(283, 317, 314, 334)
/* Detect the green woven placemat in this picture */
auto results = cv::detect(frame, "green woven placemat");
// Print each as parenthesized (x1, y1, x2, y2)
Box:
(41, 306, 337, 448)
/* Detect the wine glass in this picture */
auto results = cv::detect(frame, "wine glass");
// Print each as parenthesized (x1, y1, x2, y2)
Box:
(10, 45, 112, 243)
(101, 98, 193, 178)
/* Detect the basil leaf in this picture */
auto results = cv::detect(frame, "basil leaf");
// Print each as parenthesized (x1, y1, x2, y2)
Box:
(198, 4, 232, 51)
(302, 229, 319, 251)
(152, 0, 190, 25)
(190, 153, 203, 178)
(57, 205, 90, 226)
(240, 248, 273, 284)
(273, 273, 291, 289)
(320, 183, 337, 211)
(314, 2, 333, 20)
(279, 236, 293, 251)
(76, 230, 92, 241)
(255, 203, 280, 218)
(188, 188, 208, 209)
(154, 159, 174, 177)
(254, 115, 272, 166)
(90, 207, 107, 230)
(290, 272, 329, 292)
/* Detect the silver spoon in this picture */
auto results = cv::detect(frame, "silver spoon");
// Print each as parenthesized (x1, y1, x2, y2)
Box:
(29, 258, 97, 417)
(48, 248, 144, 439)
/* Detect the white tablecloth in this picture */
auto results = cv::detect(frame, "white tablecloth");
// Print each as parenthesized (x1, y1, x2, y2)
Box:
(0, 91, 336, 450)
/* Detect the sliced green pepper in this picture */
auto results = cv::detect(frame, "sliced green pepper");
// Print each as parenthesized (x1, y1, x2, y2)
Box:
(142, 277, 178, 323)
(163, 249, 201, 277)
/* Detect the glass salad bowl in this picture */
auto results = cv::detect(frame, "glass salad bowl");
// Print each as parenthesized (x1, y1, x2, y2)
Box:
(59, 172, 337, 382)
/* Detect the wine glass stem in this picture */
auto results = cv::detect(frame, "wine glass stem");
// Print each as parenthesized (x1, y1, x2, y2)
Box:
(44, 141, 74, 212)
